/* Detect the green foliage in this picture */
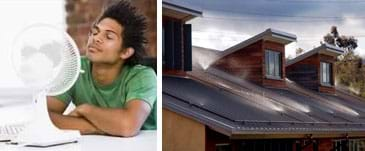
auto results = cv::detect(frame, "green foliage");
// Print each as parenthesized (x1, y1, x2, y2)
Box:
(323, 26, 358, 54)
(335, 52, 364, 96)
(324, 26, 364, 97)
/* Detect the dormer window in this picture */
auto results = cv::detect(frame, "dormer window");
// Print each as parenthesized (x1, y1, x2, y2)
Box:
(320, 62, 332, 86)
(265, 50, 282, 79)
(286, 44, 343, 93)
(210, 29, 295, 88)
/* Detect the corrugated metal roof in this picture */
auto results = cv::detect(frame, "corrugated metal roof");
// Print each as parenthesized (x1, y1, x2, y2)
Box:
(163, 69, 365, 138)
(164, 76, 295, 122)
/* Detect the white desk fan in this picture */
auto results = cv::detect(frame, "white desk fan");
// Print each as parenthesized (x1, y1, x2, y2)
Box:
(10, 24, 81, 147)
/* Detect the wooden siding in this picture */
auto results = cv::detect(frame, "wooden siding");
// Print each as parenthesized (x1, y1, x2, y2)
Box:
(286, 53, 336, 94)
(319, 85, 336, 94)
(287, 54, 320, 91)
(212, 40, 287, 88)
(162, 108, 206, 151)
(262, 41, 287, 88)
(318, 54, 336, 94)
(212, 40, 264, 84)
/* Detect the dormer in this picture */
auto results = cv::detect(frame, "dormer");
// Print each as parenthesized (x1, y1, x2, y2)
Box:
(210, 29, 296, 88)
(162, 1, 202, 73)
(286, 43, 344, 94)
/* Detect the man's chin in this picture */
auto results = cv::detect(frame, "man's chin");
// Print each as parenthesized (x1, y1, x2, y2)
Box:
(86, 53, 98, 62)
(85, 55, 109, 64)
(85, 54, 122, 65)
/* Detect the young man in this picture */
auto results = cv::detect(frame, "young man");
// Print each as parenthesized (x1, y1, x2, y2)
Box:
(47, 0, 156, 137)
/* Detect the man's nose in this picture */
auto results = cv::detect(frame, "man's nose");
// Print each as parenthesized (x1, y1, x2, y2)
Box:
(93, 33, 103, 44)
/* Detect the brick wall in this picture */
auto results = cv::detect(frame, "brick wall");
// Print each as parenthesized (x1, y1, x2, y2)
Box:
(65, 0, 156, 57)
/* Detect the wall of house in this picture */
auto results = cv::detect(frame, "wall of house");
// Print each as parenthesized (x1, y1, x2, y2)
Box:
(292, 139, 334, 151)
(262, 40, 287, 88)
(212, 40, 264, 84)
(318, 139, 333, 151)
(162, 108, 205, 151)
(286, 53, 336, 94)
(286, 54, 320, 91)
(205, 137, 353, 151)
(318, 54, 336, 94)
(212, 40, 287, 88)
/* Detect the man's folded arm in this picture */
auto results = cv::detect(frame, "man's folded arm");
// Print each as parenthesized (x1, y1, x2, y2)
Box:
(74, 99, 151, 137)
(47, 96, 104, 135)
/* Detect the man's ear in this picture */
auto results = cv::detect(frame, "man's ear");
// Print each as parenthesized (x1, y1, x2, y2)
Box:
(120, 47, 135, 59)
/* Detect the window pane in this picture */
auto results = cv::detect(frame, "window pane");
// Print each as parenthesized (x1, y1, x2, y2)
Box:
(274, 52, 280, 77)
(327, 63, 331, 84)
(321, 62, 332, 84)
(274, 52, 278, 76)
(269, 51, 275, 76)
(278, 53, 281, 77)
(323, 63, 327, 83)
(265, 50, 281, 78)
(265, 51, 269, 75)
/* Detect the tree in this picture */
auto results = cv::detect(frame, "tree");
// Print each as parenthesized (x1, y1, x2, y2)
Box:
(323, 26, 338, 45)
(323, 26, 358, 55)
(323, 26, 365, 97)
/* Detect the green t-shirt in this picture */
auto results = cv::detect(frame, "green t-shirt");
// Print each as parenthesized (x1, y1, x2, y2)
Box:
(55, 57, 157, 130)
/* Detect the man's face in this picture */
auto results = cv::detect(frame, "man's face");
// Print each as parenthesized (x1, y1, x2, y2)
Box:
(86, 18, 124, 64)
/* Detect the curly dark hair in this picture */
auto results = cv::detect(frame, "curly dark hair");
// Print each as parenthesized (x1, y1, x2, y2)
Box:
(97, 0, 147, 65)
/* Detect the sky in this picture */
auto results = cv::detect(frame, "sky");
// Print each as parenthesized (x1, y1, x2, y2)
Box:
(170, 0, 365, 59)
(0, 0, 65, 88)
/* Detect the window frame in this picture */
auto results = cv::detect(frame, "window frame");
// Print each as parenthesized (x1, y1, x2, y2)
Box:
(265, 50, 282, 80)
(320, 62, 332, 86)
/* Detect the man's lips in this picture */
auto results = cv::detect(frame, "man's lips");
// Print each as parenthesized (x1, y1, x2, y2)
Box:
(88, 45, 101, 53)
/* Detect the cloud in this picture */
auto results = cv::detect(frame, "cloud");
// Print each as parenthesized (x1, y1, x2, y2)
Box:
(187, 0, 365, 58)
(192, 27, 250, 50)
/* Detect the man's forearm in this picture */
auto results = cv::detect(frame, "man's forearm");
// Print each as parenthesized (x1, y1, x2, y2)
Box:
(79, 106, 134, 136)
(48, 111, 104, 135)
(74, 100, 151, 137)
